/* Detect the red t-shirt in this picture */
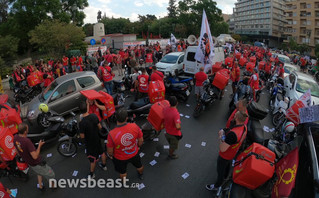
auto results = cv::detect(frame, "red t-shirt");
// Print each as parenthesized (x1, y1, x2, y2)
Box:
(62, 57, 69, 66)
(163, 107, 181, 136)
(195, 71, 207, 86)
(138, 74, 149, 93)
(78, 57, 83, 66)
(150, 71, 164, 82)
(88, 104, 102, 121)
(70, 57, 76, 66)
(107, 123, 143, 160)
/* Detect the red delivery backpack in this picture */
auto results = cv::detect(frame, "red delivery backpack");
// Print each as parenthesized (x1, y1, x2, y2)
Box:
(233, 143, 275, 190)
(0, 103, 22, 135)
(258, 61, 266, 71)
(99, 91, 115, 119)
(148, 81, 165, 104)
(0, 127, 16, 161)
(250, 56, 256, 63)
(235, 53, 241, 60)
(27, 72, 41, 87)
(225, 57, 233, 67)
(147, 100, 170, 131)
(246, 62, 255, 73)
(212, 62, 222, 73)
(239, 57, 247, 67)
(212, 69, 230, 90)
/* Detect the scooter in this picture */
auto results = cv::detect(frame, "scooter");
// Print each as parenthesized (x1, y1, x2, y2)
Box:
(57, 112, 83, 157)
(127, 97, 152, 116)
(113, 80, 126, 93)
(228, 79, 252, 117)
(271, 97, 289, 127)
(164, 77, 190, 102)
(0, 155, 29, 181)
(193, 79, 221, 118)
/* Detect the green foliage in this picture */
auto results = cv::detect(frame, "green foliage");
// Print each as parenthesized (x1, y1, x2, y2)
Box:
(29, 20, 85, 58)
(100, 17, 131, 34)
(231, 34, 241, 41)
(0, 35, 19, 76)
(83, 23, 94, 37)
(167, 0, 177, 18)
(281, 43, 288, 52)
(288, 38, 298, 51)
(297, 44, 311, 55)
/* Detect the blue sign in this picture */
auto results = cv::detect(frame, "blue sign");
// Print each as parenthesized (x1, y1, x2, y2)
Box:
(90, 39, 96, 45)
(101, 38, 106, 44)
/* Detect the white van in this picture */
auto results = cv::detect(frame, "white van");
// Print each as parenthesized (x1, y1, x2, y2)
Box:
(183, 46, 225, 75)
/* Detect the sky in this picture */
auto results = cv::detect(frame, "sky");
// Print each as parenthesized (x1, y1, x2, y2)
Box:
(83, 0, 237, 24)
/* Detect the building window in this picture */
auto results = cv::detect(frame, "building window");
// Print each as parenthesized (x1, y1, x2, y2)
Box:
(293, 12, 296, 17)
(307, 4, 311, 9)
(316, 39, 319, 45)
(307, 21, 311, 25)
(293, 21, 297, 25)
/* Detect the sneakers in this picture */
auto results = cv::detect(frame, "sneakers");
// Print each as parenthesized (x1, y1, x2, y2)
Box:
(98, 162, 107, 171)
(37, 183, 45, 191)
(87, 173, 96, 180)
(205, 184, 221, 192)
(168, 154, 179, 159)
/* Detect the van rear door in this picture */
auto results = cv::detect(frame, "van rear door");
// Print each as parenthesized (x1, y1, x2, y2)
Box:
(183, 50, 202, 74)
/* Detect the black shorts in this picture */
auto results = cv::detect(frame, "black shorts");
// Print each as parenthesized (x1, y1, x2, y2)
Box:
(112, 154, 142, 174)
(87, 153, 101, 163)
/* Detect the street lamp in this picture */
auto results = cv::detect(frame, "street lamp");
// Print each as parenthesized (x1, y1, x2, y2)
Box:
(146, 25, 150, 46)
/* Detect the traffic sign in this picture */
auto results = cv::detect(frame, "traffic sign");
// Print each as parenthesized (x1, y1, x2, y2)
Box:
(101, 38, 106, 44)
(90, 39, 96, 46)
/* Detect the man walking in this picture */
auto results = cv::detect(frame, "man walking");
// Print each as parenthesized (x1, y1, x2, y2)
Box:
(98, 62, 114, 95)
(206, 111, 248, 193)
(163, 96, 182, 159)
(107, 108, 144, 181)
(194, 67, 207, 100)
(79, 102, 107, 179)
(14, 123, 55, 190)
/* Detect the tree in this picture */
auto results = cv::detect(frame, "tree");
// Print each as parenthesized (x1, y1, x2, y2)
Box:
(0, 35, 19, 76)
(288, 38, 298, 51)
(167, 0, 177, 18)
(297, 44, 310, 55)
(61, 0, 89, 26)
(0, 0, 13, 23)
(29, 20, 86, 58)
(83, 23, 94, 37)
(315, 44, 319, 59)
(231, 34, 241, 41)
(100, 17, 131, 34)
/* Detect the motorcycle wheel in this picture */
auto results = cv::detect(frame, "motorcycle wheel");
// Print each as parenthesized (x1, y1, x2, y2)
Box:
(37, 113, 51, 128)
(193, 103, 202, 118)
(57, 140, 77, 157)
(272, 112, 283, 127)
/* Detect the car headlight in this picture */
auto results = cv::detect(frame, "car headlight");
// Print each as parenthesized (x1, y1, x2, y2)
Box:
(27, 110, 35, 118)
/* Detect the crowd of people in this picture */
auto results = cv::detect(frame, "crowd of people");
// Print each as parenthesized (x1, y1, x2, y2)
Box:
(6, 40, 318, 195)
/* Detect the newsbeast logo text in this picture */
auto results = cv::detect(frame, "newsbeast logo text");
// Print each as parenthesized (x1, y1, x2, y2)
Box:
(49, 178, 139, 189)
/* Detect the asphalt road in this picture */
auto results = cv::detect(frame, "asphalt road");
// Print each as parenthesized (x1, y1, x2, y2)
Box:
(1, 76, 274, 198)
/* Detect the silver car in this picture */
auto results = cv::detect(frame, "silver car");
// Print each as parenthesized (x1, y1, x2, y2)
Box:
(27, 71, 104, 126)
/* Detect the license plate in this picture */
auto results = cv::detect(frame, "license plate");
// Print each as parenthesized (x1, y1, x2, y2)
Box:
(186, 90, 190, 96)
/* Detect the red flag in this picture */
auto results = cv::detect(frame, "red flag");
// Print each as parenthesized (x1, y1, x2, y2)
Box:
(271, 147, 299, 198)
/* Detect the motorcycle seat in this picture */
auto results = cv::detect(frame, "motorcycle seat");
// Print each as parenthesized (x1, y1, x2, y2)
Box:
(129, 98, 150, 110)
(247, 120, 265, 144)
(171, 83, 186, 88)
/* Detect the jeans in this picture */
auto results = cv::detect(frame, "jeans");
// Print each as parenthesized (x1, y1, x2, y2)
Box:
(104, 81, 113, 95)
(215, 155, 231, 187)
(93, 67, 98, 74)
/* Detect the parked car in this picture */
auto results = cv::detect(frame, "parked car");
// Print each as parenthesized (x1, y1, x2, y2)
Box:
(283, 63, 298, 78)
(272, 53, 291, 64)
(284, 72, 319, 105)
(293, 123, 319, 198)
(155, 52, 185, 75)
(26, 71, 104, 126)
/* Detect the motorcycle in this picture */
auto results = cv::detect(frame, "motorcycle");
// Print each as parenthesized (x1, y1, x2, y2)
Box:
(228, 78, 252, 117)
(14, 86, 35, 104)
(193, 79, 221, 118)
(57, 112, 82, 157)
(37, 110, 65, 129)
(271, 96, 289, 127)
(127, 97, 152, 116)
(0, 156, 29, 181)
(164, 77, 190, 102)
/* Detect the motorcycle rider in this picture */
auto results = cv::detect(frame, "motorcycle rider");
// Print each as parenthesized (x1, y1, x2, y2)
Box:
(194, 67, 208, 101)
(135, 67, 149, 99)
(249, 68, 259, 101)
(206, 111, 248, 193)
(230, 61, 240, 95)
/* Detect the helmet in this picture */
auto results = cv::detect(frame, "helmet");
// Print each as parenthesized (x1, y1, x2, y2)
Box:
(284, 121, 295, 133)
(39, 103, 49, 113)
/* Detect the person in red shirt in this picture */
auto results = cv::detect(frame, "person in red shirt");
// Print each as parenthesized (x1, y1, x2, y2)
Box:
(136, 67, 149, 98)
(70, 56, 77, 72)
(194, 67, 208, 100)
(163, 96, 182, 159)
(62, 55, 69, 73)
(98, 62, 114, 95)
(107, 108, 144, 181)
(150, 66, 164, 82)
(87, 98, 106, 122)
(77, 56, 83, 66)
(250, 68, 259, 101)
(145, 50, 153, 67)
(226, 99, 249, 128)
(231, 61, 240, 94)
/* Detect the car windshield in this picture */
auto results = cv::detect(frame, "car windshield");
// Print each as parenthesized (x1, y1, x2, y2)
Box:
(278, 57, 290, 63)
(284, 66, 296, 74)
(296, 79, 319, 97)
(160, 55, 178, 64)
(40, 81, 58, 102)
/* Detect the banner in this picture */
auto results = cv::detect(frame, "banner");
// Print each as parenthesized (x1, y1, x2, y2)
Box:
(299, 105, 319, 124)
(87, 46, 107, 56)
(271, 148, 299, 198)
(195, 9, 215, 64)
(123, 41, 146, 49)
(286, 89, 312, 125)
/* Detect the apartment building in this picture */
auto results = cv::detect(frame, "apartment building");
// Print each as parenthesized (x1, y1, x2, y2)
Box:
(284, 0, 319, 55)
(233, 0, 287, 47)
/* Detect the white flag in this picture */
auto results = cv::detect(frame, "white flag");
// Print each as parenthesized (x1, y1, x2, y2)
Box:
(168, 33, 177, 46)
(195, 10, 215, 64)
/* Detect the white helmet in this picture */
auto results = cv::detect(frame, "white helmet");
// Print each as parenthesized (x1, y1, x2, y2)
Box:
(284, 121, 295, 133)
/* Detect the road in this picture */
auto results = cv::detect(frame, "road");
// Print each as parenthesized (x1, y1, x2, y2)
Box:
(1, 74, 274, 198)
